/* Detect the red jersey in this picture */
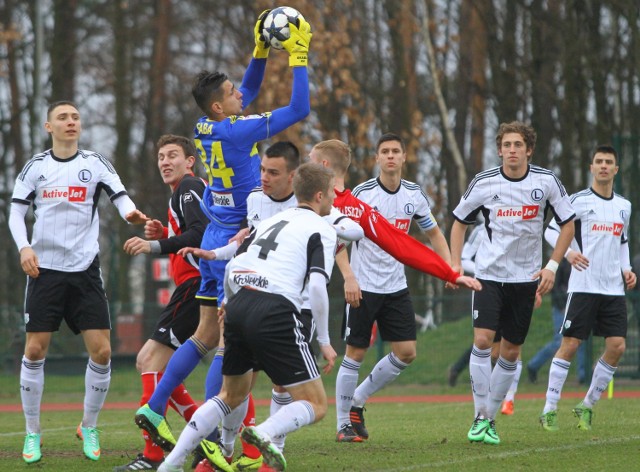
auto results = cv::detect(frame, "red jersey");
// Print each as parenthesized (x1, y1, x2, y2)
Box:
(333, 187, 459, 284)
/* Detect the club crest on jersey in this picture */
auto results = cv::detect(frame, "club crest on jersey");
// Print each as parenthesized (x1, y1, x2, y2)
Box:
(78, 169, 92, 182)
(212, 191, 235, 207)
(183, 193, 193, 203)
(495, 205, 539, 220)
(41, 186, 87, 202)
(590, 221, 623, 236)
(530, 188, 544, 201)
(404, 203, 415, 215)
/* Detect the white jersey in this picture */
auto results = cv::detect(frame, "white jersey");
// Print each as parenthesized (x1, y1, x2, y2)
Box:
(226, 207, 337, 311)
(246, 188, 297, 228)
(350, 177, 438, 293)
(453, 165, 575, 283)
(461, 224, 486, 276)
(11, 149, 131, 271)
(547, 188, 631, 295)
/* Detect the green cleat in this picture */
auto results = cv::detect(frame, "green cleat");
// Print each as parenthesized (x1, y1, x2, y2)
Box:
(197, 439, 233, 472)
(540, 410, 559, 432)
(22, 432, 42, 464)
(135, 403, 176, 452)
(231, 453, 263, 471)
(483, 420, 500, 445)
(241, 427, 286, 471)
(573, 402, 593, 430)
(467, 416, 490, 442)
(77, 424, 101, 460)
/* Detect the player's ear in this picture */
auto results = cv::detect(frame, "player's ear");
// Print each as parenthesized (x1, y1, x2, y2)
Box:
(186, 155, 196, 170)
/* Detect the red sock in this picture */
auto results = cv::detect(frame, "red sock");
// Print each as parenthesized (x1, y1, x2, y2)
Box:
(140, 372, 166, 462)
(240, 394, 261, 459)
(169, 383, 199, 422)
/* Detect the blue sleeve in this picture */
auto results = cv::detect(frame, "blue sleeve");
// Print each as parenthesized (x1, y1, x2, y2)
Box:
(239, 58, 267, 109)
(231, 67, 310, 143)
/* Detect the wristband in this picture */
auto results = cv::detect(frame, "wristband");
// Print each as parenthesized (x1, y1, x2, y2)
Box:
(545, 260, 559, 274)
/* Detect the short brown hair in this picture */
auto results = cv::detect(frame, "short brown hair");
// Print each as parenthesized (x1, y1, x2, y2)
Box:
(47, 100, 78, 119)
(592, 144, 618, 164)
(496, 121, 537, 156)
(156, 134, 198, 159)
(293, 163, 334, 204)
(312, 140, 351, 175)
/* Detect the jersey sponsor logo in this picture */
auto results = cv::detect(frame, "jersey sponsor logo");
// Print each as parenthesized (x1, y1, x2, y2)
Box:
(590, 221, 623, 236)
(404, 203, 415, 215)
(41, 186, 87, 202)
(78, 169, 92, 182)
(395, 219, 410, 232)
(232, 271, 269, 289)
(212, 191, 235, 207)
(495, 205, 539, 220)
(530, 188, 544, 201)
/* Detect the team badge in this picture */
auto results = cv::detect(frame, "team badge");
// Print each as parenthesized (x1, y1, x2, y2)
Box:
(531, 188, 544, 201)
(404, 203, 415, 215)
(78, 169, 92, 182)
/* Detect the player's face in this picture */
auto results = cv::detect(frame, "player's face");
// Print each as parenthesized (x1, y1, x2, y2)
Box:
(218, 80, 243, 116)
(590, 152, 618, 185)
(261, 156, 294, 199)
(376, 140, 405, 174)
(157, 144, 194, 189)
(45, 104, 81, 144)
(319, 179, 336, 216)
(498, 132, 531, 173)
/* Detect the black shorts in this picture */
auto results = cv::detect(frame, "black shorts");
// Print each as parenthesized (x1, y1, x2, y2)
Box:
(150, 277, 201, 349)
(222, 289, 319, 387)
(471, 279, 538, 345)
(24, 257, 110, 334)
(562, 293, 627, 339)
(299, 308, 315, 342)
(344, 289, 416, 348)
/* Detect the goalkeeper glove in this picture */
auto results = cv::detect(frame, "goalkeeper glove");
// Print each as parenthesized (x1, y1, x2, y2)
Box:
(252, 9, 271, 59)
(282, 17, 312, 67)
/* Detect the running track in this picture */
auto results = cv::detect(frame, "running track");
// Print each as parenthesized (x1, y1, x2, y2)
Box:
(2, 391, 640, 412)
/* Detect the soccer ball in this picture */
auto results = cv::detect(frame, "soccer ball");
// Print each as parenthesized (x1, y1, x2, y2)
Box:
(262, 6, 305, 50)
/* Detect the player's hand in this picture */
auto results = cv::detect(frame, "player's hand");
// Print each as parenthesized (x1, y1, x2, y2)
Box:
(177, 246, 217, 260)
(229, 227, 250, 245)
(533, 268, 556, 297)
(253, 9, 272, 59)
(20, 247, 39, 278)
(344, 275, 362, 307)
(125, 209, 149, 225)
(566, 249, 589, 271)
(144, 219, 165, 240)
(282, 17, 312, 67)
(123, 236, 151, 256)
(452, 275, 482, 291)
(624, 270, 637, 290)
(319, 344, 337, 374)
(445, 264, 463, 290)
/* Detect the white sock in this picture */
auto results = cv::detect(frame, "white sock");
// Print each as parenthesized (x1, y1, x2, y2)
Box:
(584, 358, 616, 408)
(543, 358, 570, 414)
(21, 356, 45, 434)
(221, 396, 248, 457)
(82, 359, 110, 428)
(256, 400, 314, 439)
(270, 390, 292, 452)
(336, 356, 360, 429)
(505, 359, 522, 402)
(164, 397, 230, 467)
(469, 345, 492, 417)
(353, 352, 408, 407)
(487, 357, 517, 418)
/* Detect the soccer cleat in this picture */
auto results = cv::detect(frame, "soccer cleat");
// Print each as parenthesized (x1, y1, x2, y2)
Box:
(113, 453, 163, 471)
(194, 458, 214, 472)
(573, 402, 593, 430)
(483, 420, 500, 445)
(335, 424, 363, 443)
(157, 462, 184, 472)
(467, 416, 490, 442)
(198, 439, 233, 472)
(22, 432, 42, 464)
(501, 400, 514, 415)
(241, 427, 286, 472)
(349, 406, 369, 439)
(135, 404, 177, 452)
(231, 453, 263, 471)
(539, 410, 559, 432)
(77, 424, 101, 460)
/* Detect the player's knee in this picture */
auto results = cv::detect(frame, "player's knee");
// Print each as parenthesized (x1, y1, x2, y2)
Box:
(91, 345, 112, 365)
(607, 339, 626, 359)
(24, 345, 46, 361)
(310, 401, 328, 422)
(396, 351, 416, 364)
